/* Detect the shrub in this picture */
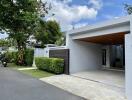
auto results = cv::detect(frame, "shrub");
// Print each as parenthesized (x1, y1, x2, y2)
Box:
(50, 58, 64, 74)
(35, 57, 64, 74)
(5, 51, 17, 63)
(24, 48, 34, 66)
(5, 48, 34, 66)
(35, 57, 51, 70)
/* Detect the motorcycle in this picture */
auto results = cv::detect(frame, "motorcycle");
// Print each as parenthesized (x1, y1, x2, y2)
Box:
(0, 53, 7, 67)
(2, 61, 7, 67)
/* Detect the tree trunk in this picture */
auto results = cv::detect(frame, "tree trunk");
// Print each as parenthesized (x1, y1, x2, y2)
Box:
(17, 40, 25, 65)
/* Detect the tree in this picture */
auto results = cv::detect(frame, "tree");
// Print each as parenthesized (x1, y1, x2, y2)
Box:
(55, 33, 66, 46)
(46, 20, 62, 44)
(34, 20, 63, 47)
(124, 4, 132, 14)
(0, 0, 50, 65)
(0, 39, 10, 47)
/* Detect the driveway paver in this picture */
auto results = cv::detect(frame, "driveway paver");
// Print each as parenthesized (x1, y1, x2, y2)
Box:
(41, 74, 127, 100)
(0, 67, 85, 100)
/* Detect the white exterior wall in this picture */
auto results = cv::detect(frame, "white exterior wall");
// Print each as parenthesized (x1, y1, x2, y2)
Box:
(44, 48, 50, 57)
(125, 34, 132, 100)
(34, 48, 45, 57)
(67, 35, 102, 73)
(33, 48, 45, 67)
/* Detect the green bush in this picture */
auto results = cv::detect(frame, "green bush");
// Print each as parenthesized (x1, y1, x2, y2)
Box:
(5, 51, 17, 63)
(35, 57, 64, 74)
(50, 58, 64, 74)
(5, 48, 34, 66)
(24, 48, 34, 66)
(35, 57, 50, 70)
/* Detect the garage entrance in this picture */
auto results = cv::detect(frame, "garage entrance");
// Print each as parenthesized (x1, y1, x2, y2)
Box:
(72, 69, 125, 89)
(71, 32, 129, 89)
(77, 32, 128, 70)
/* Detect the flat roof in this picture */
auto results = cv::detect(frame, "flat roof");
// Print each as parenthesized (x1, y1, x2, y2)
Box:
(68, 15, 132, 35)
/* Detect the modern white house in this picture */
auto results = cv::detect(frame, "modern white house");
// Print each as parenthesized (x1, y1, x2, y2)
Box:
(66, 15, 132, 100)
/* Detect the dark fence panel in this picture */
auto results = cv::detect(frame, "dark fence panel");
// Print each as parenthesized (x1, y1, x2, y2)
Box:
(49, 49, 69, 75)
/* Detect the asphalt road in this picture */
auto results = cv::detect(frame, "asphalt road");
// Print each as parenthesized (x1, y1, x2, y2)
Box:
(0, 67, 85, 100)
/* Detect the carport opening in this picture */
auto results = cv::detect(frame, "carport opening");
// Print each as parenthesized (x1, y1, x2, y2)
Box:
(73, 32, 129, 89)
(77, 32, 129, 70)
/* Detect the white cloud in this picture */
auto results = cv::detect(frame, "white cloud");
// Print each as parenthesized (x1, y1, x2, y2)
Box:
(74, 23, 88, 29)
(44, 0, 103, 31)
(60, 0, 72, 3)
(103, 15, 120, 20)
(88, 0, 103, 10)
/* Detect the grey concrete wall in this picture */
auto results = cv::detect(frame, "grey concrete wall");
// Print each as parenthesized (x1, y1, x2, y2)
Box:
(67, 35, 102, 74)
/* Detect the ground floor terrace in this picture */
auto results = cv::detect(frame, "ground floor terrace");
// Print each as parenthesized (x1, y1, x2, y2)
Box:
(66, 15, 132, 100)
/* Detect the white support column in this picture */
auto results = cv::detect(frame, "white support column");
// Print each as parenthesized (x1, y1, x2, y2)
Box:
(125, 34, 132, 100)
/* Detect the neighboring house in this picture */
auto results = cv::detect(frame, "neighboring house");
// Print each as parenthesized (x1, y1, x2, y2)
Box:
(66, 15, 132, 100)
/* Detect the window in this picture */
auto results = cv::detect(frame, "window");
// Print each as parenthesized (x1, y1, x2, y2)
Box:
(102, 49, 106, 65)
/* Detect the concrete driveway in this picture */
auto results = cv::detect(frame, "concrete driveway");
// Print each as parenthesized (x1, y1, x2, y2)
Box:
(41, 75, 126, 100)
(72, 69, 125, 88)
(0, 67, 85, 100)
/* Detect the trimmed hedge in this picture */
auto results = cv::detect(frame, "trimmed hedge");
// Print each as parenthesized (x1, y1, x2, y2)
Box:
(24, 48, 34, 66)
(35, 57, 64, 74)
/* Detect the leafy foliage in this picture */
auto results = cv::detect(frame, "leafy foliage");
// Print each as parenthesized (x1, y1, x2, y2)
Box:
(35, 57, 64, 74)
(125, 4, 132, 14)
(0, 0, 62, 65)
(0, 0, 50, 65)
(5, 48, 34, 66)
(5, 51, 18, 63)
(34, 20, 63, 47)
(55, 34, 66, 46)
(24, 48, 34, 66)
(0, 39, 10, 47)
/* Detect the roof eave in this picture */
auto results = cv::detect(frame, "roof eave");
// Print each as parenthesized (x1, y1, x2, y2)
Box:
(67, 15, 132, 36)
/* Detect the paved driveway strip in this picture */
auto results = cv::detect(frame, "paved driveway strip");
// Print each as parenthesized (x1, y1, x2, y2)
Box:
(0, 67, 85, 100)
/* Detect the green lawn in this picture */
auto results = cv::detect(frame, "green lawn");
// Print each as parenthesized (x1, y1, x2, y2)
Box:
(19, 69, 54, 78)
(7, 63, 32, 69)
(8, 63, 55, 78)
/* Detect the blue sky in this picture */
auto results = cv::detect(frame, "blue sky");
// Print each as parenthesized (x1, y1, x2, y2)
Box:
(73, 0, 132, 24)
(46, 0, 132, 31)
(1, 0, 132, 39)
